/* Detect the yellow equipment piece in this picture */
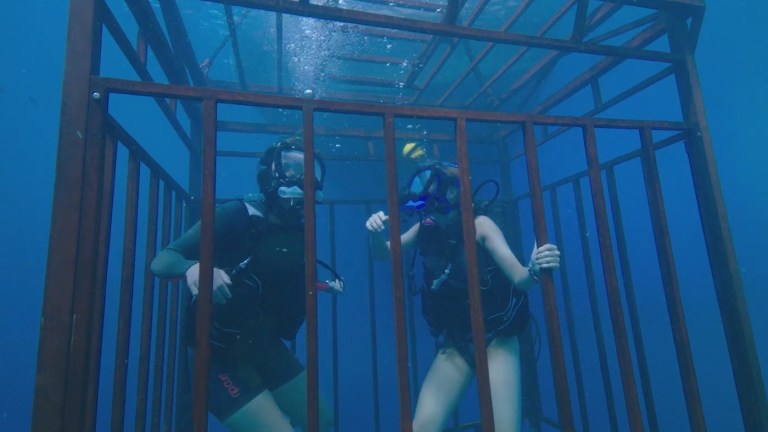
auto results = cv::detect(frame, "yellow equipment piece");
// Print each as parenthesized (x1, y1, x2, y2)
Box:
(403, 142, 426, 160)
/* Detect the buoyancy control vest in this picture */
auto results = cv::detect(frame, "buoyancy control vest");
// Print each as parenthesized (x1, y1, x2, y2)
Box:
(415, 215, 530, 340)
(190, 198, 308, 346)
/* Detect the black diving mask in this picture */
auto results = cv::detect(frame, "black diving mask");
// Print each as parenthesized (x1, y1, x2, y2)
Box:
(403, 163, 459, 216)
(271, 147, 325, 202)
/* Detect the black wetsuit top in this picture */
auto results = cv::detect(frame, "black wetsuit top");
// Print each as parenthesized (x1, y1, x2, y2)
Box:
(154, 199, 306, 341)
(417, 218, 529, 344)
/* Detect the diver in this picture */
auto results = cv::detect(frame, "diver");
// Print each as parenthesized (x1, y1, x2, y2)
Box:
(151, 137, 338, 432)
(402, 141, 430, 165)
(365, 162, 560, 432)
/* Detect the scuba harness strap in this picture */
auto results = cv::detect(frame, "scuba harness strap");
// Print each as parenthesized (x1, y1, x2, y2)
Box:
(187, 198, 344, 349)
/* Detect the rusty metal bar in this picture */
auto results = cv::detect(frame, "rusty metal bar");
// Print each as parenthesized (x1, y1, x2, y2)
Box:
(126, 0, 189, 85)
(415, 0, 530, 102)
(215, 150, 499, 168)
(332, 52, 405, 64)
(572, 178, 619, 432)
(163, 195, 185, 432)
(355, 0, 444, 12)
(437, 0, 572, 106)
(276, 12, 284, 92)
(506, 65, 676, 153)
(217, 121, 487, 144)
(666, 14, 768, 430)
(206, 0, 677, 62)
(137, 29, 148, 64)
(99, 2, 192, 149)
(605, 165, 659, 432)
(513, 131, 685, 202)
(150, 184, 174, 432)
(529, 21, 666, 115)
(603, 0, 705, 13)
(192, 97, 218, 431)
(455, 118, 494, 431)
(329, 74, 423, 89)
(582, 125, 643, 431)
(111, 152, 142, 432)
(224, 5, 247, 89)
(444, 0, 460, 24)
(499, 142, 544, 431)
(588, 12, 662, 45)
(31, 0, 100, 427)
(550, 187, 590, 432)
(177, 120, 200, 432)
(95, 76, 690, 130)
(328, 204, 340, 430)
(302, 107, 321, 432)
(487, 14, 662, 112)
(84, 132, 118, 432)
(340, 25, 432, 42)
(572, 0, 590, 40)
(404, 0, 490, 88)
(364, 202, 382, 432)
(134, 173, 160, 432)
(125, 0, 201, 123)
(523, 122, 575, 432)
(689, 10, 705, 51)
(463, 0, 570, 107)
(106, 117, 189, 199)
(157, 0, 207, 86)
(406, 230, 420, 402)
(58, 85, 110, 432)
(588, 1, 622, 27)
(591, 80, 603, 107)
(383, 113, 413, 432)
(638, 127, 705, 430)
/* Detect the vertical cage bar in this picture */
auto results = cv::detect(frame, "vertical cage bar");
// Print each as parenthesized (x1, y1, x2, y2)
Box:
(31, 0, 100, 428)
(135, 173, 160, 432)
(605, 165, 660, 432)
(582, 125, 643, 431)
(164, 196, 185, 432)
(383, 112, 413, 432)
(638, 127, 705, 430)
(111, 152, 142, 431)
(224, 5, 246, 89)
(407, 260, 420, 405)
(329, 204, 340, 431)
(62, 86, 110, 432)
(150, 184, 174, 432)
(85, 132, 119, 432)
(550, 187, 590, 432)
(364, 203, 382, 432)
(136, 30, 147, 65)
(573, 179, 618, 432)
(666, 14, 768, 431)
(157, 0, 207, 86)
(455, 118, 495, 431)
(523, 122, 575, 432)
(302, 107, 320, 432)
(192, 97, 218, 431)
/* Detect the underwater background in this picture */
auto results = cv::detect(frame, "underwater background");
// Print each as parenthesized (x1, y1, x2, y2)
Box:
(0, 1, 766, 431)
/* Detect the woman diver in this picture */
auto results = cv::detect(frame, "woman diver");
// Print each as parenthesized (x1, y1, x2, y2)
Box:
(365, 162, 560, 432)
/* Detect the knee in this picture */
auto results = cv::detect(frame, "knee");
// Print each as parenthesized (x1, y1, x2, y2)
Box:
(412, 408, 443, 432)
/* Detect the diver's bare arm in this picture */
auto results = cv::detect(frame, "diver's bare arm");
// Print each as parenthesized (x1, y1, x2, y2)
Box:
(368, 220, 419, 261)
(475, 216, 537, 291)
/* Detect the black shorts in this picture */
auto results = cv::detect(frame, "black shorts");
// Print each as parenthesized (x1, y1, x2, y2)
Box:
(201, 328, 304, 420)
(444, 293, 530, 369)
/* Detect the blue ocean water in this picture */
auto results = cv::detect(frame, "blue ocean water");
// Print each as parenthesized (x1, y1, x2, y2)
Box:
(0, 1, 765, 431)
